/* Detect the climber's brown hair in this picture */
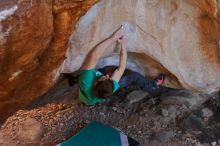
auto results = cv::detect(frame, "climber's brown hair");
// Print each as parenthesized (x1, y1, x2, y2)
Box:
(93, 78, 114, 99)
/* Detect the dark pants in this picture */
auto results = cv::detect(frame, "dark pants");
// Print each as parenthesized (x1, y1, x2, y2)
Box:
(118, 72, 158, 92)
(98, 68, 157, 92)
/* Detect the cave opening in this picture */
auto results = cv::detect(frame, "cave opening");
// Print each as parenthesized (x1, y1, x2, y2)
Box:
(22, 65, 220, 145)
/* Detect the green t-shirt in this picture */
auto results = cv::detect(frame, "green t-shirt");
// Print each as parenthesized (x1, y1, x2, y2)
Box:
(79, 69, 120, 105)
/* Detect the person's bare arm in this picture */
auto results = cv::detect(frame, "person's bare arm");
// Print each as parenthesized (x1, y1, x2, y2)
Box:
(111, 35, 128, 82)
(82, 26, 125, 70)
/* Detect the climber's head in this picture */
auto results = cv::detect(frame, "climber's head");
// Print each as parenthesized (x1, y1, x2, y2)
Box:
(93, 74, 114, 99)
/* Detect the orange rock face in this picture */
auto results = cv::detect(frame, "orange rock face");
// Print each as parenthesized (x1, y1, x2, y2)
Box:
(0, 0, 220, 123)
(0, 0, 98, 122)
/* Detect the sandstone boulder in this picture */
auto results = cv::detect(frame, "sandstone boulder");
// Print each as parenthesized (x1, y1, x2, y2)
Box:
(0, 0, 220, 122)
(62, 0, 220, 94)
(0, 0, 97, 122)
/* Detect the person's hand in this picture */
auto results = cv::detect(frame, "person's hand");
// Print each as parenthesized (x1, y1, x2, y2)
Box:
(112, 25, 125, 41)
(117, 32, 128, 48)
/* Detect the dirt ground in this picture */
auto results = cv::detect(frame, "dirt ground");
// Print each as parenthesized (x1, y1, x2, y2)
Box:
(0, 78, 220, 146)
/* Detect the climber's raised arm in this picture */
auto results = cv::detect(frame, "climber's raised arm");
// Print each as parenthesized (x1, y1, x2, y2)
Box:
(111, 34, 128, 82)
(82, 26, 125, 70)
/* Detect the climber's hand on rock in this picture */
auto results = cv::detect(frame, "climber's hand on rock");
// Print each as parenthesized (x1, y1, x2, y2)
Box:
(118, 33, 128, 48)
(112, 25, 125, 41)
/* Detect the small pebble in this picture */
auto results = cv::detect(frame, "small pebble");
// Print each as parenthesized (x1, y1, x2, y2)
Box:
(162, 109, 169, 117)
(112, 107, 117, 111)
(211, 141, 216, 146)
(99, 112, 105, 116)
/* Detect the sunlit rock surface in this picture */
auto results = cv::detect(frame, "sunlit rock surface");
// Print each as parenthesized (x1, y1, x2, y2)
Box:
(0, 0, 220, 122)
(62, 0, 220, 93)
(0, 0, 98, 122)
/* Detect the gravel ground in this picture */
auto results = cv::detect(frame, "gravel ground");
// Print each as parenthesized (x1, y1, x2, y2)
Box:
(0, 79, 219, 146)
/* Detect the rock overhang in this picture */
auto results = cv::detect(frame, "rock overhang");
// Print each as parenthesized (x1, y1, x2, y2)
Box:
(61, 0, 220, 93)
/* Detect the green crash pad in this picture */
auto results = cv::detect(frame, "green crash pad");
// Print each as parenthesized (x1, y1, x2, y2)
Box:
(58, 121, 139, 146)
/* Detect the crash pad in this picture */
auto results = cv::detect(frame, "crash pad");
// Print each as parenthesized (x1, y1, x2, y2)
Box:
(58, 121, 139, 146)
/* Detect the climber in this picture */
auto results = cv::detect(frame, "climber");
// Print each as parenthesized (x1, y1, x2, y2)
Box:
(79, 25, 165, 105)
